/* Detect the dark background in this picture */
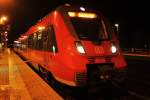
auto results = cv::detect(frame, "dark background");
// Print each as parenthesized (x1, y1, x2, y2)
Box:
(1, 0, 149, 49)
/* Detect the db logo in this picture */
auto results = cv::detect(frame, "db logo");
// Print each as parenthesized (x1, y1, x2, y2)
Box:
(94, 47, 104, 54)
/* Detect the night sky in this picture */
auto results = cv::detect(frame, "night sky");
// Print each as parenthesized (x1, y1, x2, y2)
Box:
(1, 0, 149, 48)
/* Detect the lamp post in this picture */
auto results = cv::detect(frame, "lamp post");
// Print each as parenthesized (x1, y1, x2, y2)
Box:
(115, 23, 119, 36)
(115, 24, 119, 32)
(0, 15, 9, 49)
(0, 16, 8, 25)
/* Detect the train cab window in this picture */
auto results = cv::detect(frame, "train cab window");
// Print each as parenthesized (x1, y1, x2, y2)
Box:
(42, 25, 58, 53)
(102, 16, 114, 39)
(70, 16, 110, 42)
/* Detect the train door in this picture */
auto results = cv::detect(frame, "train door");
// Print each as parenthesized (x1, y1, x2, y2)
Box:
(43, 25, 58, 69)
(42, 28, 50, 68)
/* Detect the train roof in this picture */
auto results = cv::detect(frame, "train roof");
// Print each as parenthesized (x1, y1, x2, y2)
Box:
(19, 4, 102, 39)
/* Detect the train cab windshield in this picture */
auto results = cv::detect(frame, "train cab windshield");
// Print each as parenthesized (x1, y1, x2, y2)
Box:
(68, 12, 111, 42)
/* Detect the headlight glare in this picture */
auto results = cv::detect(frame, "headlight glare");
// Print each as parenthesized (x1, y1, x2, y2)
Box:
(111, 45, 117, 54)
(75, 41, 85, 54)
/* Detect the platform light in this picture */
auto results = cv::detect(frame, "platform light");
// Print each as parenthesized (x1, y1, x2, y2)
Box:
(4, 31, 8, 34)
(114, 23, 119, 35)
(0, 16, 8, 24)
(2, 16, 7, 20)
(80, 7, 85, 11)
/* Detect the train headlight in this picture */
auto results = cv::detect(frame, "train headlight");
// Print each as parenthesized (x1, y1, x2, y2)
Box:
(111, 45, 117, 54)
(75, 41, 85, 54)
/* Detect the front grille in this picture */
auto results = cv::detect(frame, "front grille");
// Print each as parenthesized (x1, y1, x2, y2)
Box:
(75, 72, 86, 86)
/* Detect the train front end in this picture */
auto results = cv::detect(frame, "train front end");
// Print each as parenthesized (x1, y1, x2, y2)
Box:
(58, 5, 127, 87)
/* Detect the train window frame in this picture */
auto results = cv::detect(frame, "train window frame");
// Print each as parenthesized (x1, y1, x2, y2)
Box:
(68, 13, 112, 42)
(70, 18, 105, 41)
(101, 16, 114, 40)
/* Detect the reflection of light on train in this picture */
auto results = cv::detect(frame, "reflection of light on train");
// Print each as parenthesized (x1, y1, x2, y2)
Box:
(14, 5, 127, 87)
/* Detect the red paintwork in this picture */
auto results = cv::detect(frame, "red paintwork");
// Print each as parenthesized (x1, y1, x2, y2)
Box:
(17, 5, 127, 86)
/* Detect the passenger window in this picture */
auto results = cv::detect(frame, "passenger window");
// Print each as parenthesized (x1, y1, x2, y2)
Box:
(28, 35, 33, 48)
(37, 31, 43, 50)
(33, 33, 37, 49)
(42, 30, 49, 51)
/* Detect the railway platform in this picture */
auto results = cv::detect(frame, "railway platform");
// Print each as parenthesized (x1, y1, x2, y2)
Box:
(0, 48, 63, 100)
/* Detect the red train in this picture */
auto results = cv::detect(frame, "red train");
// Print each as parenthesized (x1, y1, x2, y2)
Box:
(14, 5, 127, 87)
